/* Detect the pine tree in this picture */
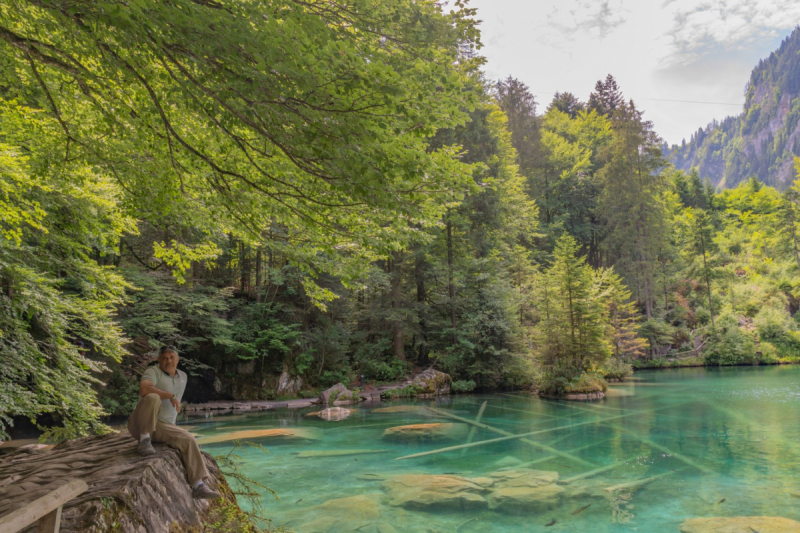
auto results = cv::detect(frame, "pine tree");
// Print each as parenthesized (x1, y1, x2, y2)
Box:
(588, 74, 624, 117)
(536, 235, 610, 391)
(548, 92, 586, 118)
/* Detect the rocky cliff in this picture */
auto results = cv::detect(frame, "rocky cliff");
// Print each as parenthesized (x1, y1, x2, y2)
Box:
(668, 27, 800, 189)
(0, 433, 251, 533)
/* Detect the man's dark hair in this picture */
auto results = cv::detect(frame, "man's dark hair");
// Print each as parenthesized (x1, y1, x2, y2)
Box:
(159, 345, 178, 357)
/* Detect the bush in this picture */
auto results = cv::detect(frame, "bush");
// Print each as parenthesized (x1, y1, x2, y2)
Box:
(601, 359, 633, 381)
(703, 316, 758, 365)
(319, 369, 351, 388)
(538, 365, 607, 395)
(564, 371, 607, 394)
(754, 307, 800, 358)
(361, 358, 407, 382)
(451, 379, 476, 393)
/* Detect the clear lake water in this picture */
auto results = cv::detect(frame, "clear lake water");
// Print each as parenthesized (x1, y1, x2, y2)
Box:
(190, 365, 800, 532)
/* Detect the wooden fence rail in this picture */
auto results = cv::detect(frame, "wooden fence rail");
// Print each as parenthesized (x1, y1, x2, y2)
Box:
(0, 479, 88, 533)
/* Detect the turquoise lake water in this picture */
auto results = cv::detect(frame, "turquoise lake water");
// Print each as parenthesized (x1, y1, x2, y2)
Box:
(192, 366, 800, 532)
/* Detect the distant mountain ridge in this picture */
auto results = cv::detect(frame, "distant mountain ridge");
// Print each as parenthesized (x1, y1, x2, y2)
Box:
(667, 27, 800, 189)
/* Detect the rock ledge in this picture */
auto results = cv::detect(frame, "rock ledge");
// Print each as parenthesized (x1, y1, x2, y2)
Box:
(0, 433, 243, 533)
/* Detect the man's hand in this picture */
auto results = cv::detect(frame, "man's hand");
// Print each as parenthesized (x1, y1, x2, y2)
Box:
(170, 397, 181, 414)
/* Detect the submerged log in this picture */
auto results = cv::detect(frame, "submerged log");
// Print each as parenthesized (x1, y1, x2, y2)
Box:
(461, 401, 487, 457)
(424, 407, 600, 467)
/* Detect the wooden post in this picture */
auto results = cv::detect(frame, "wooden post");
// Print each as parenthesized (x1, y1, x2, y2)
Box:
(36, 506, 61, 533)
(0, 479, 87, 533)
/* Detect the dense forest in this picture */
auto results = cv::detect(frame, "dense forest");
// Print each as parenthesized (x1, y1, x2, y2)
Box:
(668, 27, 800, 189)
(3, 1, 800, 442)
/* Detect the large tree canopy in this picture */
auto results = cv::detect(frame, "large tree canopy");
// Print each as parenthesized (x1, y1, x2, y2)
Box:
(0, 0, 482, 278)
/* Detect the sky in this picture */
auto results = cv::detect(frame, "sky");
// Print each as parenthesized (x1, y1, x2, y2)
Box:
(468, 0, 800, 145)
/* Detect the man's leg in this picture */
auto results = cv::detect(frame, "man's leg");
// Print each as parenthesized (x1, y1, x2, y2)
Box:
(152, 422, 217, 498)
(127, 393, 161, 455)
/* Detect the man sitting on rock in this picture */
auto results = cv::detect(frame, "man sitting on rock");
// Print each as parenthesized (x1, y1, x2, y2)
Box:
(127, 345, 221, 500)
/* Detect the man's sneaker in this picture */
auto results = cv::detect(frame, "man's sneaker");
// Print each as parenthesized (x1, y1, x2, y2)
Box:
(192, 482, 222, 500)
(137, 437, 156, 456)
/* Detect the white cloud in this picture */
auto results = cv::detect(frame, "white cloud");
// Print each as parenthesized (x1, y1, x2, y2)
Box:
(468, 0, 794, 144)
(663, 1, 800, 64)
(545, 0, 627, 40)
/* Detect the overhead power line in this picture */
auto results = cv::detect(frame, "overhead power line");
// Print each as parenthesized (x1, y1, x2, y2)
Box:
(644, 98, 742, 106)
(527, 90, 743, 107)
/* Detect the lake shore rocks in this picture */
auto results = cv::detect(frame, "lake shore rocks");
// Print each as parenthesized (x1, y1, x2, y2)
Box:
(679, 516, 800, 533)
(275, 366, 304, 396)
(0, 433, 242, 533)
(305, 407, 351, 421)
(382, 423, 468, 442)
(411, 368, 452, 396)
(319, 383, 362, 406)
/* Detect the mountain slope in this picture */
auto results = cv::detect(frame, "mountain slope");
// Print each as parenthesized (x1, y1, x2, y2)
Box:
(667, 27, 800, 189)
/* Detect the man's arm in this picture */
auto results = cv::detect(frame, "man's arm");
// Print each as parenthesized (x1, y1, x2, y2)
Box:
(140, 379, 182, 413)
(139, 379, 174, 399)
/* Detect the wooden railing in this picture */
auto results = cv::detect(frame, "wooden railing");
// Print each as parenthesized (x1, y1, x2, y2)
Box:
(0, 479, 88, 533)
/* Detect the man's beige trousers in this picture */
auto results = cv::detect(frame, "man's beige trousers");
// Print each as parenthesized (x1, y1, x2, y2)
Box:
(127, 393, 210, 485)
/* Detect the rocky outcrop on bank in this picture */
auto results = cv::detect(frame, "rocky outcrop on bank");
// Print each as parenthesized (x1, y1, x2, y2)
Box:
(318, 383, 362, 405)
(410, 368, 452, 396)
(0, 433, 246, 533)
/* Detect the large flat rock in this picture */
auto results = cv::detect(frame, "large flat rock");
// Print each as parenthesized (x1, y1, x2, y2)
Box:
(680, 516, 800, 533)
(0, 433, 238, 533)
(281, 494, 397, 533)
(381, 474, 489, 511)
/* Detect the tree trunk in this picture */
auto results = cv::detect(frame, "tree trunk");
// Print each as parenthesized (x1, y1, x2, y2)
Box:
(255, 247, 262, 302)
(391, 251, 405, 361)
(415, 251, 428, 365)
(700, 234, 715, 328)
(789, 201, 800, 272)
(446, 214, 457, 348)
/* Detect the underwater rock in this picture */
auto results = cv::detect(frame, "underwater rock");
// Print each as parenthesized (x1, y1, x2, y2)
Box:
(196, 427, 321, 445)
(493, 455, 524, 469)
(484, 469, 564, 512)
(489, 469, 560, 488)
(469, 476, 495, 488)
(679, 516, 800, 533)
(382, 423, 468, 442)
(561, 479, 608, 500)
(411, 368, 452, 396)
(284, 494, 397, 533)
(305, 407, 352, 421)
(487, 484, 565, 512)
(319, 383, 361, 405)
(381, 474, 490, 511)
